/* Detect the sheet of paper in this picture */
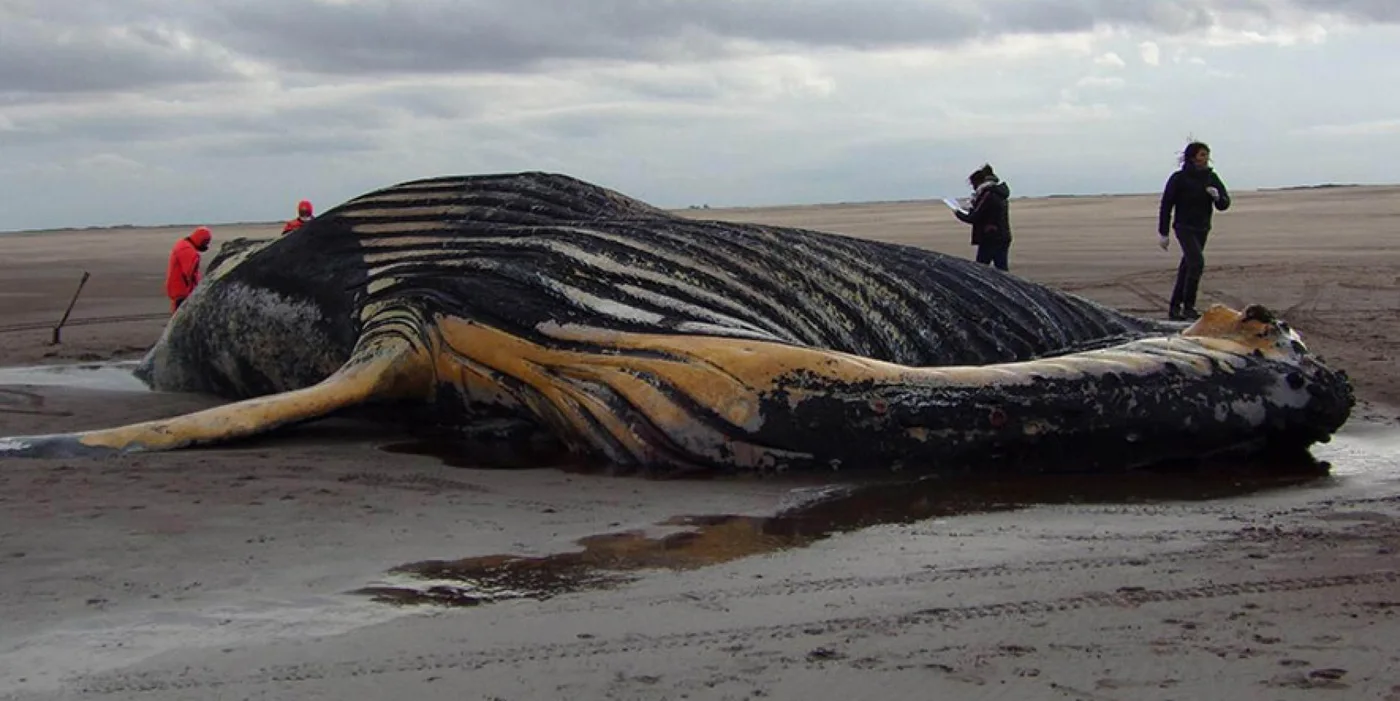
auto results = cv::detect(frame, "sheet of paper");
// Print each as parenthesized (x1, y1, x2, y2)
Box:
(942, 197, 965, 213)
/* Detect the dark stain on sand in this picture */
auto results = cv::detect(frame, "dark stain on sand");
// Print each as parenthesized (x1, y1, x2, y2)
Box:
(354, 451, 1334, 608)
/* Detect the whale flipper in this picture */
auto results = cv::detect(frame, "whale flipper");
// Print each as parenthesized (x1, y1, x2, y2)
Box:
(0, 336, 430, 459)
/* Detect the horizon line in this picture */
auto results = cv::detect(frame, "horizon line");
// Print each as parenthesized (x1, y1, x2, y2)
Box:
(2, 181, 1391, 236)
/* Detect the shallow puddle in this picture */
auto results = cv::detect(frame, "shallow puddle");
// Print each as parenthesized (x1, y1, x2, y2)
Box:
(355, 445, 1354, 608)
(0, 360, 148, 392)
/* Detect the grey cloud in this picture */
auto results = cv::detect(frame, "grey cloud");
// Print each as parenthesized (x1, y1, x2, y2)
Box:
(4, 0, 1398, 93)
(1292, 0, 1400, 20)
(0, 6, 241, 96)
(366, 85, 486, 121)
(519, 104, 735, 141)
(0, 114, 165, 147)
(990, 0, 1217, 35)
(194, 0, 1400, 77)
(590, 72, 733, 102)
(196, 132, 382, 158)
(0, 93, 410, 153)
(199, 1, 975, 75)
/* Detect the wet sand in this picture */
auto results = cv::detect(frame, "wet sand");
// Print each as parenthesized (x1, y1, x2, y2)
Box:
(2, 185, 1399, 699)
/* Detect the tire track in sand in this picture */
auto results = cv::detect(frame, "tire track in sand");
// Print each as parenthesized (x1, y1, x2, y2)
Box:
(78, 570, 1400, 694)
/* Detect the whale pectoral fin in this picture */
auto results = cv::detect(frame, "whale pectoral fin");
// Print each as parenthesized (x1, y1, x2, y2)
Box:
(0, 338, 431, 459)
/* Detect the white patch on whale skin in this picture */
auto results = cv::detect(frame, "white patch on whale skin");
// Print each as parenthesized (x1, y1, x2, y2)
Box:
(616, 284, 781, 340)
(1215, 372, 1314, 427)
(0, 439, 27, 453)
(212, 283, 340, 386)
(672, 321, 789, 342)
(205, 239, 276, 283)
(362, 229, 805, 344)
(143, 281, 344, 395)
(1216, 397, 1267, 426)
(551, 226, 804, 340)
(534, 274, 667, 326)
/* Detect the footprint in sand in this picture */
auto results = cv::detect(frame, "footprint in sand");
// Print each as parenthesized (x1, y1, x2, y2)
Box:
(1262, 668, 1350, 691)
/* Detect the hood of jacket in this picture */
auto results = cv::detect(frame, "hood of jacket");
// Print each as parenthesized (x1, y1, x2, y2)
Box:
(1180, 163, 1214, 180)
(975, 178, 1011, 200)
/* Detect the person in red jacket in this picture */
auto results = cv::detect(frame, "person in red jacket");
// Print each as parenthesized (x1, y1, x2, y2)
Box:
(166, 226, 212, 313)
(281, 199, 314, 234)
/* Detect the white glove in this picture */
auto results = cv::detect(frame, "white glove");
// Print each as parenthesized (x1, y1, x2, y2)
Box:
(1158, 234, 1170, 251)
(1205, 186, 1220, 200)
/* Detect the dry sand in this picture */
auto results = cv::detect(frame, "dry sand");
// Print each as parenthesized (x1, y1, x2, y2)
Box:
(1, 185, 1398, 700)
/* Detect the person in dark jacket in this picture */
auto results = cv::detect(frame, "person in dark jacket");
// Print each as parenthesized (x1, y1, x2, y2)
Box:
(1158, 141, 1231, 320)
(954, 164, 1012, 271)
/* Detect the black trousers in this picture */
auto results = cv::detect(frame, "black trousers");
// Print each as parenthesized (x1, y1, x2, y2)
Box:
(976, 241, 1010, 271)
(1169, 228, 1209, 311)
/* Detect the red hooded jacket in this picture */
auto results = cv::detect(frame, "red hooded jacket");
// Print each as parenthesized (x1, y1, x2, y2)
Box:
(166, 227, 211, 305)
(281, 200, 314, 234)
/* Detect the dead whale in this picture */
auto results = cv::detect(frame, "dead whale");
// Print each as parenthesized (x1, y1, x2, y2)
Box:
(0, 172, 1354, 475)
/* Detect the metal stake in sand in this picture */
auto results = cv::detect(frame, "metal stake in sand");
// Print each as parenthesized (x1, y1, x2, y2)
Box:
(51, 271, 91, 345)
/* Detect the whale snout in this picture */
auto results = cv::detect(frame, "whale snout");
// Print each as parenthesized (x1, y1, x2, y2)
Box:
(1182, 303, 1317, 364)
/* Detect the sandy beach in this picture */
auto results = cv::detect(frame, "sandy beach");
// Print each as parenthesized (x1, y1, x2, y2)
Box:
(2, 184, 1398, 700)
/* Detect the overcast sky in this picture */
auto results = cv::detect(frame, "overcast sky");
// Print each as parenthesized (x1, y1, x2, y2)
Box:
(2, 0, 1397, 231)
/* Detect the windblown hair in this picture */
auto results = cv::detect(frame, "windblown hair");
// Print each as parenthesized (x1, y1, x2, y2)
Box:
(967, 163, 998, 187)
(1179, 141, 1211, 167)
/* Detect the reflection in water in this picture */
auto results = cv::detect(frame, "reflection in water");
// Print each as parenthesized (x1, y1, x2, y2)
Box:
(355, 450, 1334, 608)
(376, 420, 590, 472)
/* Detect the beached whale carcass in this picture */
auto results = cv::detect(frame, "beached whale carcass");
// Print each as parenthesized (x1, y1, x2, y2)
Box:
(0, 172, 1354, 474)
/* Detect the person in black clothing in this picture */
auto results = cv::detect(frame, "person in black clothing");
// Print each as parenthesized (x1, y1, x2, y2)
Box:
(1158, 141, 1231, 320)
(954, 163, 1012, 271)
